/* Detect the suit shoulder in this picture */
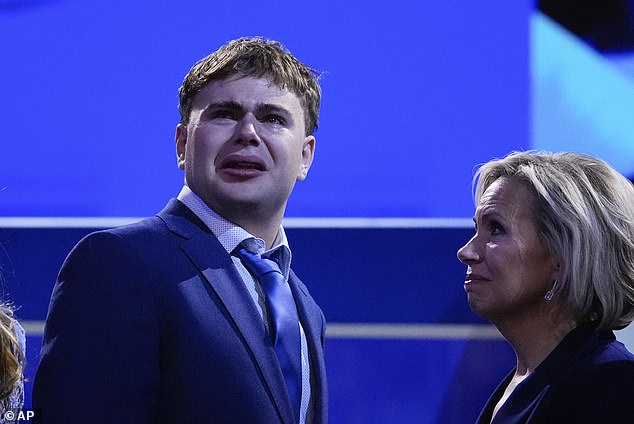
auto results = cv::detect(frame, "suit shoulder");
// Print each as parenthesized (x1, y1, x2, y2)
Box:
(73, 216, 168, 250)
(579, 336, 634, 373)
(538, 343, 634, 421)
(106, 215, 169, 238)
(554, 339, 634, 391)
(61, 216, 173, 279)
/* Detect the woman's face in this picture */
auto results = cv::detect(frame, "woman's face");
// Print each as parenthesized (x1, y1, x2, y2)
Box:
(457, 177, 559, 322)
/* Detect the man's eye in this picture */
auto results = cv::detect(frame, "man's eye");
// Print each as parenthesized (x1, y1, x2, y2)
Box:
(211, 110, 236, 120)
(263, 115, 285, 125)
(207, 109, 238, 121)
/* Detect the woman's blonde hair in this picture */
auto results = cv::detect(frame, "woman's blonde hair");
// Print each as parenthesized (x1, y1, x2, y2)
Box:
(474, 151, 634, 331)
(0, 304, 24, 400)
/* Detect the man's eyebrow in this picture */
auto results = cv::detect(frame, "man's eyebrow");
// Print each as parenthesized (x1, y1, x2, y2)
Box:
(203, 100, 243, 112)
(201, 101, 291, 116)
(256, 103, 291, 114)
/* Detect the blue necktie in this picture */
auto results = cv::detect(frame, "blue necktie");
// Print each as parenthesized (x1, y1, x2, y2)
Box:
(236, 246, 302, 422)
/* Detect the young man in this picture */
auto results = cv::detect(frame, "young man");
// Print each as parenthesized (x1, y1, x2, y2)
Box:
(33, 37, 327, 424)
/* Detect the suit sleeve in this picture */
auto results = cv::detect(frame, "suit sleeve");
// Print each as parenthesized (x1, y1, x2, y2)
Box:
(33, 231, 160, 423)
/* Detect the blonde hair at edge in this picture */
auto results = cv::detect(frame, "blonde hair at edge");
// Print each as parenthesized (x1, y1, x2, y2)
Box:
(0, 304, 23, 400)
(473, 151, 634, 332)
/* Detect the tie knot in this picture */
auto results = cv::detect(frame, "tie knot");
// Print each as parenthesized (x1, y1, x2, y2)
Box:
(236, 246, 282, 280)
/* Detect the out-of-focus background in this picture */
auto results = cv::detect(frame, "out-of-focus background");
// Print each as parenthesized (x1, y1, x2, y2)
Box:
(1, 0, 633, 422)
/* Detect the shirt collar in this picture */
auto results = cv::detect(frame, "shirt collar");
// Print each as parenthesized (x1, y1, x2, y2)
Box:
(177, 186, 292, 276)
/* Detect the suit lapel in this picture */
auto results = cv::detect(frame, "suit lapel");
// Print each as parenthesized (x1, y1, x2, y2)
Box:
(289, 271, 328, 423)
(157, 200, 295, 424)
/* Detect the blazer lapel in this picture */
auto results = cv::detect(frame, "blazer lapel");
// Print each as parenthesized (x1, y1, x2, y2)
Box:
(289, 270, 328, 423)
(157, 200, 295, 424)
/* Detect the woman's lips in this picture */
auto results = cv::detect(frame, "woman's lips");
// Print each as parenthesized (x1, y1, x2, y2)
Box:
(465, 272, 490, 284)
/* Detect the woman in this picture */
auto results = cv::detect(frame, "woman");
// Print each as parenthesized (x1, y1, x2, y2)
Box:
(457, 151, 634, 423)
(0, 303, 24, 421)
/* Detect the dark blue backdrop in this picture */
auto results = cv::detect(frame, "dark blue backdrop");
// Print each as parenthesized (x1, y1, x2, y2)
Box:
(1, 0, 531, 218)
(1, 1, 537, 422)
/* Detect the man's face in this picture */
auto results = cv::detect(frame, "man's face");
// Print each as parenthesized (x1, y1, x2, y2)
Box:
(176, 76, 315, 224)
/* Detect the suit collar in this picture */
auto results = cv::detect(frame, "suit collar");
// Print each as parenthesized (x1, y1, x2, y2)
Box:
(157, 198, 209, 240)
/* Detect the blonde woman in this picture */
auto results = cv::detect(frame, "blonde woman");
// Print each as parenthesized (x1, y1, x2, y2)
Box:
(0, 304, 24, 421)
(458, 151, 634, 423)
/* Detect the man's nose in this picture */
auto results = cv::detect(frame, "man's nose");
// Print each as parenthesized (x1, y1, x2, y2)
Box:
(234, 115, 261, 145)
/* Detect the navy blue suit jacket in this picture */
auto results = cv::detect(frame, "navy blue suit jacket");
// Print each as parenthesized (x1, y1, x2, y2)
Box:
(33, 200, 328, 423)
(477, 323, 634, 423)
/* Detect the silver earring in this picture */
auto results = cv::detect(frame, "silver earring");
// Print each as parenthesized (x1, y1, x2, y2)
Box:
(544, 279, 558, 301)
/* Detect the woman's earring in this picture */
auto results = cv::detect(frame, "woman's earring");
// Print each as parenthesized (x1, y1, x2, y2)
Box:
(544, 279, 558, 301)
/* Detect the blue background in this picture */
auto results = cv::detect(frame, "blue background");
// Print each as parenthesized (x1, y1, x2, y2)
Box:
(2, 0, 634, 422)
(0, 0, 532, 217)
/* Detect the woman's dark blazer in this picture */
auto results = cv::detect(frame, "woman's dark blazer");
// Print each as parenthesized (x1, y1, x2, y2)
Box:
(477, 323, 634, 423)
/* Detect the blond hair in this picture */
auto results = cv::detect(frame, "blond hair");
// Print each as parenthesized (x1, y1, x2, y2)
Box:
(474, 151, 634, 331)
(0, 305, 24, 400)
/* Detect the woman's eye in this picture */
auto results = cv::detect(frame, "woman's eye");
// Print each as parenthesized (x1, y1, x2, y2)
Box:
(491, 222, 504, 235)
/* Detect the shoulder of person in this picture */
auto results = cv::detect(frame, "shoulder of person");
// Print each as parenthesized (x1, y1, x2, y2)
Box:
(70, 215, 169, 256)
(59, 216, 171, 288)
(550, 347, 634, 395)
(535, 355, 634, 422)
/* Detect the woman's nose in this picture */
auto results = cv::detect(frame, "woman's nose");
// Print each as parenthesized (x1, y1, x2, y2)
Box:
(457, 237, 481, 264)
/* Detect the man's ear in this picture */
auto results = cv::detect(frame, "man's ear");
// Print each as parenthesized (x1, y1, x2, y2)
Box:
(297, 135, 316, 181)
(175, 123, 187, 170)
